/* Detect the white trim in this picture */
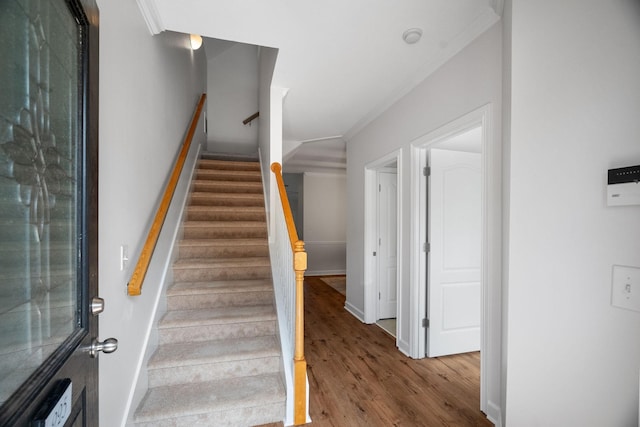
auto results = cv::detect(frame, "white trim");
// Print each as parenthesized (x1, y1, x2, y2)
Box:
(344, 301, 365, 322)
(306, 269, 346, 276)
(410, 104, 497, 417)
(135, 0, 165, 35)
(486, 401, 503, 427)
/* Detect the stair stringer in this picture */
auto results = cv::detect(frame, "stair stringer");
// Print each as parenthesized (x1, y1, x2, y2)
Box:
(123, 141, 203, 427)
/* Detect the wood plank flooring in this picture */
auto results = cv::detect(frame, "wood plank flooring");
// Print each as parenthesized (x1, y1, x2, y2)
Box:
(302, 276, 491, 427)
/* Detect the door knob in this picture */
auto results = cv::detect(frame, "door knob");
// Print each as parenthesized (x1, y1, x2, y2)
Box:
(87, 337, 118, 358)
(90, 297, 104, 315)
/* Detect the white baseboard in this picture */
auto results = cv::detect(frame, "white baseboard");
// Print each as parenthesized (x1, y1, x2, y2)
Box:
(485, 401, 502, 427)
(344, 300, 365, 322)
(305, 270, 346, 276)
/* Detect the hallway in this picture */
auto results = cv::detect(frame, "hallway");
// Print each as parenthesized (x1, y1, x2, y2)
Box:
(304, 277, 491, 426)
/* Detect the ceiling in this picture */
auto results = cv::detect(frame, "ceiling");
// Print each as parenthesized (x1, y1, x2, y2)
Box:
(137, 0, 502, 171)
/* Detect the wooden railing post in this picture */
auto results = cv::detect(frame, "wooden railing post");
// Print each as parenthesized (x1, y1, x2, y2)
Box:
(293, 241, 307, 426)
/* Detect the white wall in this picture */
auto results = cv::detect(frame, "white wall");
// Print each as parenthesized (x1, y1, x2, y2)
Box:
(258, 46, 285, 232)
(505, 1, 640, 425)
(303, 173, 347, 276)
(207, 42, 259, 154)
(97, 1, 206, 425)
(346, 22, 503, 420)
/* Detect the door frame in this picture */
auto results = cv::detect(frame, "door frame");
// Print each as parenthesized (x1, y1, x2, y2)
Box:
(409, 104, 500, 419)
(363, 150, 402, 341)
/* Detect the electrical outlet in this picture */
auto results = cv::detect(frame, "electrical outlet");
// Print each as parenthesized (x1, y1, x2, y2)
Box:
(120, 245, 129, 271)
(611, 265, 640, 312)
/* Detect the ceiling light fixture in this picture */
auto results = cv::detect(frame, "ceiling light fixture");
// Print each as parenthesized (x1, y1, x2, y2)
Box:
(190, 34, 203, 50)
(402, 28, 423, 45)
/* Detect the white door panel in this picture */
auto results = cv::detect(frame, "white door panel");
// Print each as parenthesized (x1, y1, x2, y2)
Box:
(378, 171, 397, 320)
(427, 148, 480, 357)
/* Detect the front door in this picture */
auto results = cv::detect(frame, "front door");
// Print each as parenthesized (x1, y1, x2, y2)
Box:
(0, 0, 101, 425)
(426, 148, 481, 357)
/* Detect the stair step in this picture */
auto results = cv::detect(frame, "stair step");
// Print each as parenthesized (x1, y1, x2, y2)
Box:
(134, 374, 285, 427)
(178, 239, 269, 259)
(182, 222, 266, 239)
(158, 305, 277, 344)
(147, 336, 280, 387)
(198, 158, 261, 172)
(185, 205, 265, 221)
(195, 168, 262, 182)
(172, 257, 271, 282)
(167, 279, 273, 310)
(191, 180, 263, 194)
(189, 192, 264, 207)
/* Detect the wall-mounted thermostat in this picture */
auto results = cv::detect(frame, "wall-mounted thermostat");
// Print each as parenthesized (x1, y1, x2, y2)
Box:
(607, 165, 640, 206)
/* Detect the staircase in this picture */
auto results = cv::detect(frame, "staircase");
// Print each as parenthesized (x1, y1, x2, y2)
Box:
(133, 157, 286, 427)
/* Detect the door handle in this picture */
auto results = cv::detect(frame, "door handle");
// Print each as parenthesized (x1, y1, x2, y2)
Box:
(86, 337, 118, 358)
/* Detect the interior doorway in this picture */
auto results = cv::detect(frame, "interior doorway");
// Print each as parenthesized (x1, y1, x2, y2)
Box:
(363, 150, 402, 343)
(410, 104, 497, 418)
(376, 166, 398, 337)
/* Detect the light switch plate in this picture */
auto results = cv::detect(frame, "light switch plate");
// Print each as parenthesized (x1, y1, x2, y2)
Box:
(611, 265, 640, 312)
(120, 245, 129, 271)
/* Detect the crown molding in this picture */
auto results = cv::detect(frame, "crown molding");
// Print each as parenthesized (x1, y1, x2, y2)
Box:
(136, 0, 164, 35)
(344, 7, 500, 141)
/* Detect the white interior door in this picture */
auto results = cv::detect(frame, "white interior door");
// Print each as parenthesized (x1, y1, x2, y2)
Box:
(427, 148, 481, 357)
(377, 171, 397, 319)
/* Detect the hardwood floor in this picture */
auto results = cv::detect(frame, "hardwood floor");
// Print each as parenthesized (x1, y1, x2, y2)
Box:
(302, 276, 491, 427)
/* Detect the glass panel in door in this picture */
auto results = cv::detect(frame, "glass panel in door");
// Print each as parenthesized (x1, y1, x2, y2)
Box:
(0, 0, 81, 405)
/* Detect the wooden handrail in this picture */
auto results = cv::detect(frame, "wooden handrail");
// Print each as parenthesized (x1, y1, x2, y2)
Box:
(242, 111, 259, 125)
(127, 94, 207, 296)
(271, 162, 307, 425)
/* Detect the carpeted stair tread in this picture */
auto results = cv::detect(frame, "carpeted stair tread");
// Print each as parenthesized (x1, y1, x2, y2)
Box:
(159, 305, 276, 329)
(186, 205, 265, 221)
(196, 168, 262, 182)
(177, 241, 269, 259)
(134, 374, 285, 424)
(178, 238, 268, 248)
(192, 180, 263, 193)
(181, 223, 267, 240)
(168, 279, 273, 296)
(173, 257, 270, 269)
(198, 159, 261, 171)
(182, 220, 266, 228)
(189, 192, 265, 207)
(148, 336, 279, 369)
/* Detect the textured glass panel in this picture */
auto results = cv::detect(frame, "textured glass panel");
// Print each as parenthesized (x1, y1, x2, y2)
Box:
(0, 0, 80, 404)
